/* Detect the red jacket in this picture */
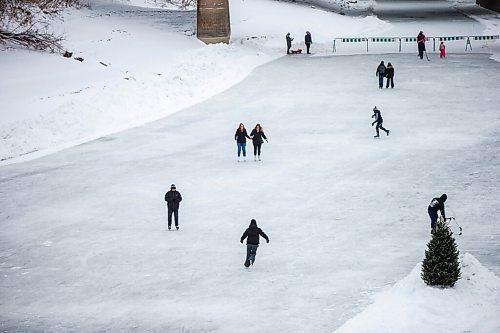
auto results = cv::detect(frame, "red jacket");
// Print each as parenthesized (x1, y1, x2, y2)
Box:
(417, 33, 426, 44)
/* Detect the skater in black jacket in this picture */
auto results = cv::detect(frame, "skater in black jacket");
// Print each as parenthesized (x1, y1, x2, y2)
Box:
(164, 184, 182, 230)
(235, 123, 251, 162)
(286, 32, 294, 55)
(305, 31, 312, 54)
(385, 62, 394, 88)
(375, 61, 386, 89)
(250, 123, 268, 161)
(371, 106, 390, 138)
(417, 31, 426, 60)
(428, 194, 447, 232)
(240, 219, 269, 267)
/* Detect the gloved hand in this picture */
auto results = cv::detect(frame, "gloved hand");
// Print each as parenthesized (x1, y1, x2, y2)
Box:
(266, 240, 269, 243)
(240, 240, 243, 244)
(266, 139, 269, 143)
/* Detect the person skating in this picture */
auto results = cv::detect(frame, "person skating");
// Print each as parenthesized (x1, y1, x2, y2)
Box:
(375, 61, 386, 89)
(428, 194, 447, 232)
(385, 62, 395, 88)
(240, 219, 269, 267)
(250, 123, 268, 161)
(417, 31, 426, 60)
(235, 123, 251, 162)
(286, 32, 294, 55)
(439, 41, 446, 58)
(371, 106, 390, 138)
(305, 31, 312, 54)
(164, 184, 182, 230)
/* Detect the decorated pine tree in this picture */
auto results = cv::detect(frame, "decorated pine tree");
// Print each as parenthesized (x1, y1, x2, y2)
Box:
(421, 219, 461, 287)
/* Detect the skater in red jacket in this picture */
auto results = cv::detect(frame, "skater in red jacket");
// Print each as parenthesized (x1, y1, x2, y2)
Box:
(439, 41, 446, 58)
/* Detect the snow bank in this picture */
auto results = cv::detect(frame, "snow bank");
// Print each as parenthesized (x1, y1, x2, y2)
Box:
(334, 253, 500, 333)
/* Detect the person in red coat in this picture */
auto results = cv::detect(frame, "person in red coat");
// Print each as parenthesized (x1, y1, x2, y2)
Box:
(439, 41, 446, 58)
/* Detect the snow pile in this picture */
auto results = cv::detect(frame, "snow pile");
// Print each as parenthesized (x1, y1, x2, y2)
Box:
(0, 42, 272, 163)
(334, 253, 500, 333)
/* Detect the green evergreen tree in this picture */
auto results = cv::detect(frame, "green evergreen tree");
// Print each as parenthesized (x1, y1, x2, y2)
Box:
(421, 219, 461, 287)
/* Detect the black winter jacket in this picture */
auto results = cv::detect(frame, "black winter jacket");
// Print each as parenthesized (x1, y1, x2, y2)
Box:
(376, 64, 386, 76)
(241, 222, 269, 245)
(428, 197, 445, 217)
(385, 65, 394, 78)
(235, 128, 251, 143)
(371, 110, 383, 124)
(165, 190, 182, 209)
(305, 34, 312, 44)
(250, 129, 268, 145)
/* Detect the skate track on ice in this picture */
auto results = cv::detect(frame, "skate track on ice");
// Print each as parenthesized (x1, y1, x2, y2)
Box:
(1, 53, 500, 332)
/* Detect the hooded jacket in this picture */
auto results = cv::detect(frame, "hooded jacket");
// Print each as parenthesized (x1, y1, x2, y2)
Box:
(240, 220, 269, 245)
(376, 62, 386, 76)
(428, 194, 446, 217)
(385, 64, 394, 78)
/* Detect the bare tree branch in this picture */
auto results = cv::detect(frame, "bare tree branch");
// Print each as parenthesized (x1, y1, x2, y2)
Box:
(0, 0, 80, 53)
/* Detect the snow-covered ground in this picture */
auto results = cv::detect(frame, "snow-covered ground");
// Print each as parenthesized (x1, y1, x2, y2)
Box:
(1, 0, 500, 332)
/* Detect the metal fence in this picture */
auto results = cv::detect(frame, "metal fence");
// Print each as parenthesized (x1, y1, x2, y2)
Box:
(333, 35, 500, 53)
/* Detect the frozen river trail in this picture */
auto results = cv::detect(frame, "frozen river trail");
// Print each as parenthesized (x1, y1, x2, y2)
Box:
(1, 53, 500, 332)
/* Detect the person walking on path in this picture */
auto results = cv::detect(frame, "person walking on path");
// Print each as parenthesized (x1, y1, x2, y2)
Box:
(385, 62, 395, 88)
(164, 184, 182, 230)
(375, 61, 386, 89)
(439, 41, 446, 58)
(417, 31, 426, 60)
(235, 123, 251, 162)
(428, 194, 447, 232)
(371, 106, 390, 138)
(305, 31, 312, 54)
(240, 219, 269, 267)
(250, 124, 268, 161)
(286, 32, 294, 55)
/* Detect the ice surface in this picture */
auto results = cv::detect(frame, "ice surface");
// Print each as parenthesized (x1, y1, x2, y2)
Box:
(1, 52, 500, 332)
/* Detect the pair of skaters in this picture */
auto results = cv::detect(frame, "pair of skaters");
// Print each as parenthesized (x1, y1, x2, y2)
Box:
(234, 123, 269, 162)
(375, 61, 395, 89)
(286, 31, 313, 54)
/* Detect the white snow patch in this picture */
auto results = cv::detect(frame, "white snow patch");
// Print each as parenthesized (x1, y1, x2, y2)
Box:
(334, 253, 500, 333)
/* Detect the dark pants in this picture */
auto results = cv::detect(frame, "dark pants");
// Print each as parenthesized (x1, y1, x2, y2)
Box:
(253, 143, 262, 156)
(378, 75, 384, 88)
(428, 207, 438, 231)
(375, 122, 389, 136)
(168, 207, 179, 228)
(244, 244, 259, 267)
(287, 45, 291, 54)
(386, 77, 394, 88)
(306, 42, 311, 54)
(418, 44, 425, 59)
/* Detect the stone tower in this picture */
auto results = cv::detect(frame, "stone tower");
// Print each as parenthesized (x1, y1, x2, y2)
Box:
(197, 0, 231, 44)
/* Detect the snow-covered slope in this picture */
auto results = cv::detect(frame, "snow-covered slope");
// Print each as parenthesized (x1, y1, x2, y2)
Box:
(334, 253, 500, 333)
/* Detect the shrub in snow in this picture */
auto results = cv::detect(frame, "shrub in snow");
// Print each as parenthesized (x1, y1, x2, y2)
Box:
(0, 0, 80, 52)
(421, 219, 461, 287)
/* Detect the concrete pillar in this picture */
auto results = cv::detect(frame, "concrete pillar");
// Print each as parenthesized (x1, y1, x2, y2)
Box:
(197, 0, 231, 44)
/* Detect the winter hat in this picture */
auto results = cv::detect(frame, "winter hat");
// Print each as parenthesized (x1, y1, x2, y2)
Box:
(440, 193, 447, 202)
(373, 106, 379, 111)
(250, 219, 257, 226)
(171, 184, 176, 189)
(388, 62, 392, 66)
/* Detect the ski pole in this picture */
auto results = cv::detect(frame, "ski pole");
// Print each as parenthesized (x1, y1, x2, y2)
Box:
(424, 49, 430, 61)
(446, 217, 462, 235)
